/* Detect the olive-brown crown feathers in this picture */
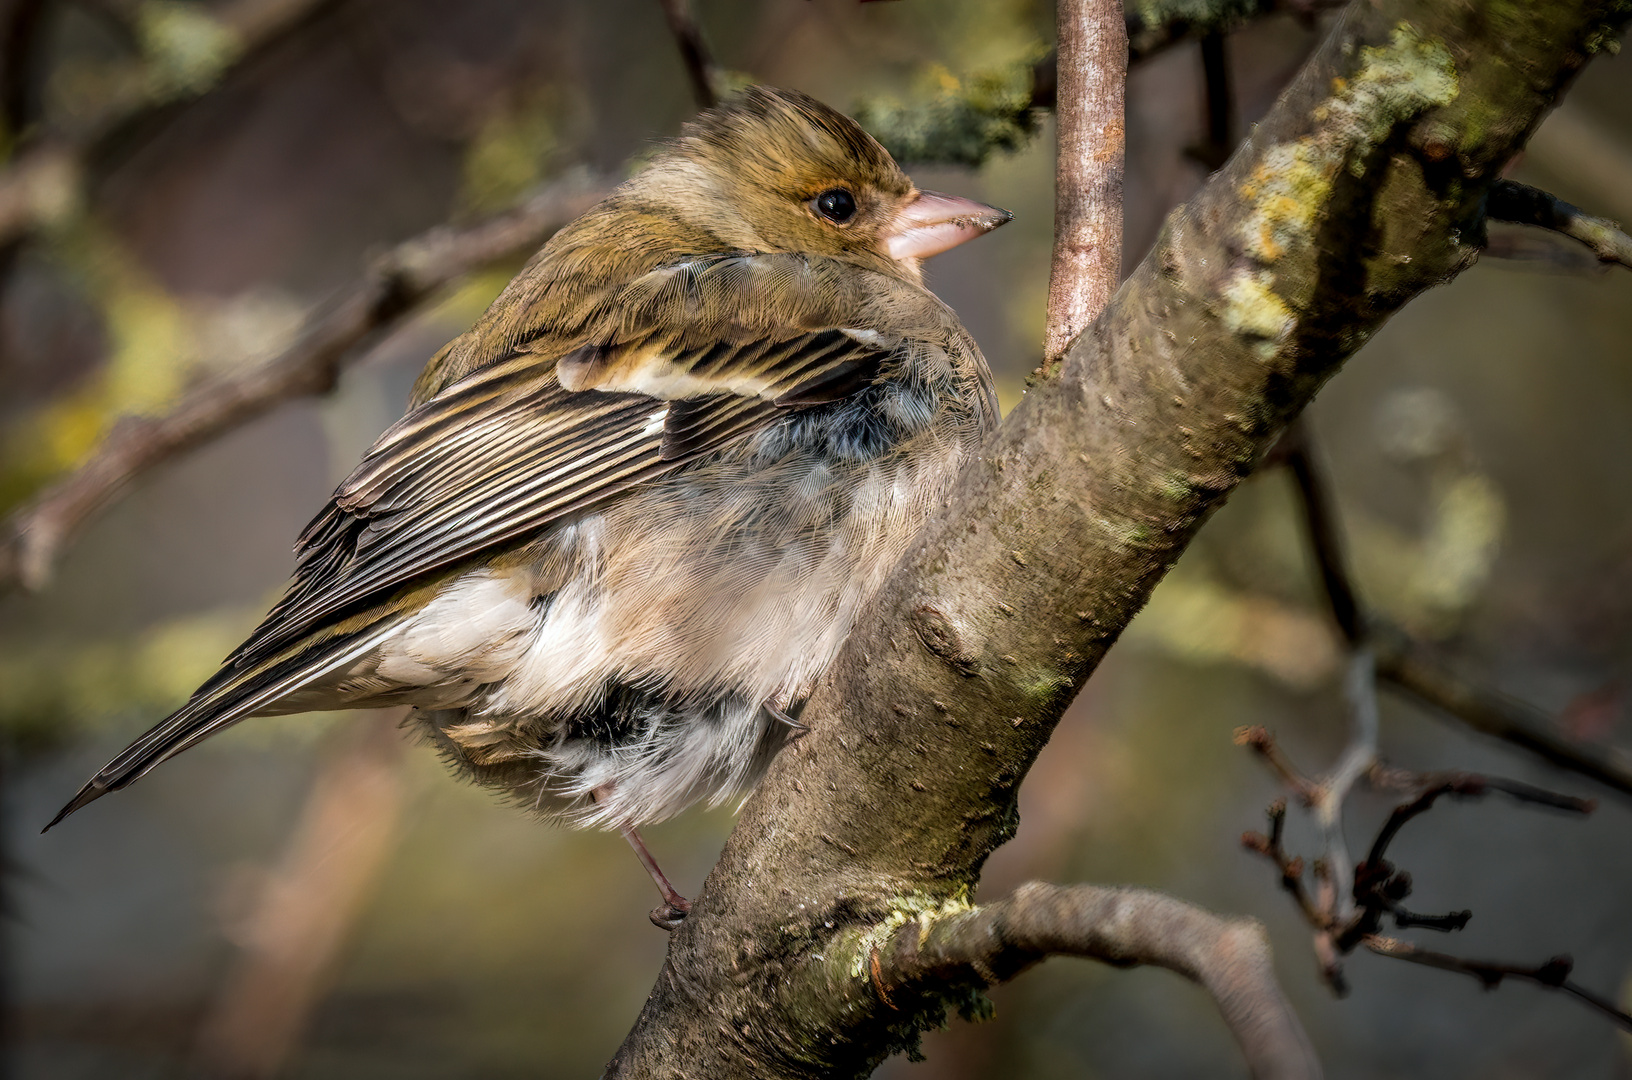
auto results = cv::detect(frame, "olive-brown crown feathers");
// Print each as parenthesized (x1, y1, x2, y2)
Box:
(637, 86, 922, 277)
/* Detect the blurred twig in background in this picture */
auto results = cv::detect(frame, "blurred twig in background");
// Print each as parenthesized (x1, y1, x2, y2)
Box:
(1237, 415, 1632, 1024)
(0, 0, 342, 249)
(0, 168, 611, 593)
(192, 709, 413, 1080)
(1276, 418, 1632, 798)
(655, 0, 722, 109)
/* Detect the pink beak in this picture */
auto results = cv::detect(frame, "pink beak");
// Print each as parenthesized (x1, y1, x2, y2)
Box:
(884, 189, 1012, 262)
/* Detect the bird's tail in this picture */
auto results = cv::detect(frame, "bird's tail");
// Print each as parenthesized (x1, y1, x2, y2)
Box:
(43, 618, 401, 831)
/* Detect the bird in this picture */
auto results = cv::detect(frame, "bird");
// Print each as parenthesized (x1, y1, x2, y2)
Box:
(45, 86, 1011, 929)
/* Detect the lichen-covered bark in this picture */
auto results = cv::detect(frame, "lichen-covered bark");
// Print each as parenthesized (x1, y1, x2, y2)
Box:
(606, 1, 1632, 1076)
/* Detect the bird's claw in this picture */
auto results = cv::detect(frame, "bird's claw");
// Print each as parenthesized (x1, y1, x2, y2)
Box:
(649, 897, 692, 931)
(763, 699, 810, 736)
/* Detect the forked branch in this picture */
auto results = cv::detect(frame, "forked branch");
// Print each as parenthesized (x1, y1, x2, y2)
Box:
(1239, 731, 1629, 1032)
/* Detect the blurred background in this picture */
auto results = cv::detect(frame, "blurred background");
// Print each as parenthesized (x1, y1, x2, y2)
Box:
(2, 0, 1630, 1077)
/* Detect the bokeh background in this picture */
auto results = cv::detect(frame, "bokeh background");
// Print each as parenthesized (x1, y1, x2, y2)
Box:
(4, 1, 1631, 1077)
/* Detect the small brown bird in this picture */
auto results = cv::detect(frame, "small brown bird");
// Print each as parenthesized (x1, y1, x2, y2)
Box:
(47, 87, 1010, 927)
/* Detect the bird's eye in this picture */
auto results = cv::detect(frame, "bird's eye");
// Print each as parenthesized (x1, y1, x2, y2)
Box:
(813, 188, 857, 224)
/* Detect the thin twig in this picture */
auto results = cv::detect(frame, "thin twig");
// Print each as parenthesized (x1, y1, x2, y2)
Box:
(1362, 937, 1632, 1034)
(1317, 648, 1379, 920)
(1240, 800, 1326, 929)
(1233, 725, 1320, 804)
(1040, 0, 1126, 367)
(0, 169, 613, 594)
(1372, 622, 1632, 801)
(871, 882, 1322, 1080)
(1362, 772, 1594, 870)
(1279, 419, 1363, 645)
(1486, 178, 1632, 271)
(1242, 742, 1619, 1030)
(654, 0, 721, 110)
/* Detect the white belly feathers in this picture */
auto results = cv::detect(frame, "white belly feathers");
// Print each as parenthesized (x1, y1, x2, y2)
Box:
(352, 442, 961, 827)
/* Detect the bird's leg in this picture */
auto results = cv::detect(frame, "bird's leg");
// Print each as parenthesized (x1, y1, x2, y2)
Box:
(592, 784, 691, 931)
(620, 823, 692, 931)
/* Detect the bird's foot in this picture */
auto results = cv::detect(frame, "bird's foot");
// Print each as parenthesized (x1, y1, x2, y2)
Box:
(649, 895, 692, 931)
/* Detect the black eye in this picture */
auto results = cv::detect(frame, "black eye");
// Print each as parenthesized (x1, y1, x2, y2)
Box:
(814, 188, 857, 224)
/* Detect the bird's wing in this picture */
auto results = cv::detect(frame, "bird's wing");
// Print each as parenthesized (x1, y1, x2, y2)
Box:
(47, 253, 904, 826)
(256, 252, 898, 657)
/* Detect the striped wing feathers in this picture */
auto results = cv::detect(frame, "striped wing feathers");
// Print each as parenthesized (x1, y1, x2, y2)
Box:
(235, 252, 898, 665)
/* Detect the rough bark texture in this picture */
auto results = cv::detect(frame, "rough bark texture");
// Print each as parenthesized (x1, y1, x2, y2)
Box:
(604, 0, 1632, 1073)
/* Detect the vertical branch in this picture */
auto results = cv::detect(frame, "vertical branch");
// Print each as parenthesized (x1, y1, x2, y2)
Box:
(1186, 31, 1238, 170)
(1042, 0, 1126, 365)
(0, 0, 49, 138)
(1282, 418, 1363, 646)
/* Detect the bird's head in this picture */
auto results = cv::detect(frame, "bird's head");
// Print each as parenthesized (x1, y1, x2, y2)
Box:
(648, 86, 1011, 280)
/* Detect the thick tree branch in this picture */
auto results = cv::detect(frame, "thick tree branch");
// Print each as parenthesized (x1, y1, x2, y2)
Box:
(0, 170, 611, 594)
(1485, 178, 1632, 270)
(607, 1, 1632, 1075)
(1042, 0, 1126, 362)
(861, 883, 1320, 1080)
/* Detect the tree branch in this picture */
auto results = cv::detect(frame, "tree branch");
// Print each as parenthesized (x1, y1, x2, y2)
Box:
(607, 2, 1632, 1076)
(1042, 0, 1126, 363)
(1278, 419, 1362, 645)
(0, 169, 612, 594)
(654, 0, 721, 110)
(1241, 726, 1623, 1033)
(1277, 411, 1632, 803)
(1372, 623, 1632, 800)
(864, 883, 1321, 1080)
(1362, 937, 1632, 1034)
(1485, 178, 1632, 271)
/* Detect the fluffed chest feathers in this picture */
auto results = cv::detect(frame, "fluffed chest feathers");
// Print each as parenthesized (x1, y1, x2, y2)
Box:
(391, 374, 987, 829)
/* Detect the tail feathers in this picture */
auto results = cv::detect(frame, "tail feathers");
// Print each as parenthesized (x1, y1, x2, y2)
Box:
(43, 693, 252, 831)
(43, 618, 401, 832)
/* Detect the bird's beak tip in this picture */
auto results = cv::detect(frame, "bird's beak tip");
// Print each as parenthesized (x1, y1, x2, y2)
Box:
(885, 190, 1013, 262)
